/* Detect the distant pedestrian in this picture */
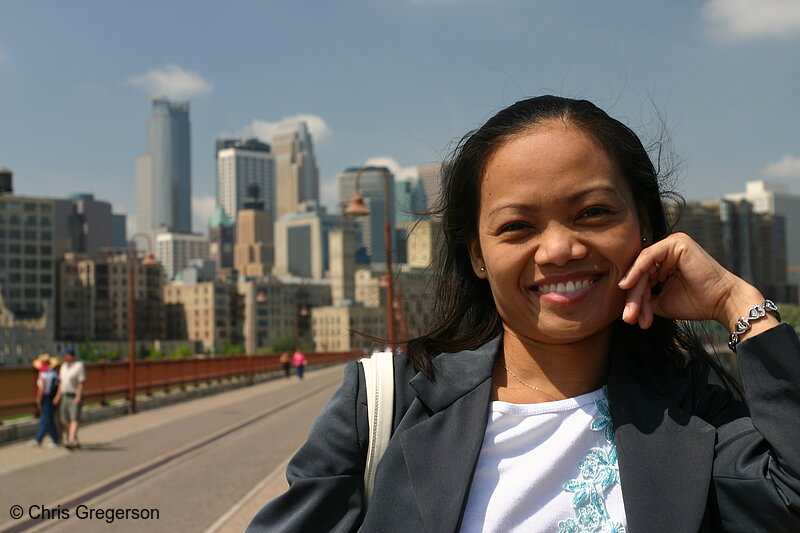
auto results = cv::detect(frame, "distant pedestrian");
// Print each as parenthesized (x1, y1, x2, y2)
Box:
(53, 347, 85, 449)
(292, 350, 307, 379)
(279, 351, 292, 378)
(30, 354, 61, 448)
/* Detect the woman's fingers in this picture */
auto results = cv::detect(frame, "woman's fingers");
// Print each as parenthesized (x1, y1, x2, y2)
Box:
(622, 271, 650, 325)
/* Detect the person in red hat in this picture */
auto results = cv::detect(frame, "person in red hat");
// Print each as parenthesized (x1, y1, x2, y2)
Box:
(30, 354, 61, 448)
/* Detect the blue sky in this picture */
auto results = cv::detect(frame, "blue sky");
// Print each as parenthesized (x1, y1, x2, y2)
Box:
(1, 0, 799, 235)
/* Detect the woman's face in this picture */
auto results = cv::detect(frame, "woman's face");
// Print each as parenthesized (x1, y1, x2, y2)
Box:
(469, 121, 643, 345)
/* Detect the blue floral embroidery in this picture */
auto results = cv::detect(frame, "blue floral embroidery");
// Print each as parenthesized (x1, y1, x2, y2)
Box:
(557, 387, 625, 533)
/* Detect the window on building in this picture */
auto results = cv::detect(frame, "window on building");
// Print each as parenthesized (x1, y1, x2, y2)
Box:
(41, 231, 51, 240)
(25, 215, 37, 226)
(24, 259, 36, 268)
(24, 274, 36, 283)
(24, 245, 36, 254)
(41, 204, 51, 213)
(24, 203, 36, 212)
(24, 230, 36, 240)
(9, 229, 20, 239)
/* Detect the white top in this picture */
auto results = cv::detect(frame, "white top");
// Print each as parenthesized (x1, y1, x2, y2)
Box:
(59, 361, 86, 394)
(460, 388, 626, 533)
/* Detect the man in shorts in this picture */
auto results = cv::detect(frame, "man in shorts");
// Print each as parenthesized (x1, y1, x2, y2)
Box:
(54, 347, 85, 449)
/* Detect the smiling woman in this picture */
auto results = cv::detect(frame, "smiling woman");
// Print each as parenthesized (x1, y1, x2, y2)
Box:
(247, 97, 800, 533)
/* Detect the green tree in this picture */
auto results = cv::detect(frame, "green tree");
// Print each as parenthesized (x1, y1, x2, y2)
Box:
(168, 345, 193, 359)
(220, 341, 246, 355)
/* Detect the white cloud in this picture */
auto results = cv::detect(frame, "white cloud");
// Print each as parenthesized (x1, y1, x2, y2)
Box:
(363, 157, 420, 181)
(762, 155, 800, 178)
(703, 0, 800, 41)
(241, 114, 332, 144)
(128, 64, 214, 100)
(192, 195, 217, 234)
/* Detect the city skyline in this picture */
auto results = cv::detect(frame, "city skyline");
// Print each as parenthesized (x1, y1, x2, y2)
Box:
(1, 1, 800, 235)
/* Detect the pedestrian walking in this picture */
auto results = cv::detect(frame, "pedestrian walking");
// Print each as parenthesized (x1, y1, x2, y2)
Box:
(53, 347, 85, 449)
(292, 349, 307, 379)
(30, 354, 61, 448)
(279, 351, 292, 378)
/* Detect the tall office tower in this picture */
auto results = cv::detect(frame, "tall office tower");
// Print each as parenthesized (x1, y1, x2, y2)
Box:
(273, 203, 340, 279)
(112, 214, 128, 248)
(234, 184, 273, 277)
(394, 177, 427, 222)
(726, 181, 800, 290)
(417, 163, 444, 210)
(208, 206, 235, 276)
(136, 98, 192, 237)
(329, 227, 356, 306)
(338, 166, 397, 264)
(216, 138, 276, 223)
(273, 121, 320, 218)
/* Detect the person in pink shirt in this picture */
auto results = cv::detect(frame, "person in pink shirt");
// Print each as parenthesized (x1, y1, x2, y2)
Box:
(292, 350, 307, 379)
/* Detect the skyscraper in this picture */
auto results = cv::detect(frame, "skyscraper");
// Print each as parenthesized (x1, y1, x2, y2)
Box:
(273, 121, 320, 218)
(338, 166, 397, 265)
(725, 181, 800, 290)
(234, 183, 273, 277)
(137, 98, 192, 236)
(216, 138, 276, 223)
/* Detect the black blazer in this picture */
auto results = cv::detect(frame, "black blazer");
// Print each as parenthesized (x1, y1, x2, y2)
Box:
(248, 324, 800, 532)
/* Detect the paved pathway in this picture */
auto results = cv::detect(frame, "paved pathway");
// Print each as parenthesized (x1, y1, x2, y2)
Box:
(0, 364, 347, 532)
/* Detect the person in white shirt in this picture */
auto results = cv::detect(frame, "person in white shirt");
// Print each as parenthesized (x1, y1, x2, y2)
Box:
(53, 347, 85, 449)
(249, 96, 800, 533)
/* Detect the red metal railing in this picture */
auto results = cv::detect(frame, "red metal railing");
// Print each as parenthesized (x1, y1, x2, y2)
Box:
(0, 351, 360, 421)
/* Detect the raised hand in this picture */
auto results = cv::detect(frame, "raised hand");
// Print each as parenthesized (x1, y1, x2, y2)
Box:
(617, 233, 774, 334)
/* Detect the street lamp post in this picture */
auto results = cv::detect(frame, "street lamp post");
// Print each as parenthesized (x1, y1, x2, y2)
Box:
(126, 233, 157, 414)
(344, 166, 397, 354)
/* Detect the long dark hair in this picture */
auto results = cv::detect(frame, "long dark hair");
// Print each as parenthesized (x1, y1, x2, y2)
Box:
(408, 95, 739, 396)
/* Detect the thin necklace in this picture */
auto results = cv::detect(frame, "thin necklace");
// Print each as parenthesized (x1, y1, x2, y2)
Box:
(501, 362, 560, 401)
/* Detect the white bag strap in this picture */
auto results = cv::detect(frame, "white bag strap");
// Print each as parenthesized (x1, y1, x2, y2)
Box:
(359, 350, 394, 506)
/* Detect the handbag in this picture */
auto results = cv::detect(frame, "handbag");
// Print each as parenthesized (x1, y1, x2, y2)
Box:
(359, 350, 394, 505)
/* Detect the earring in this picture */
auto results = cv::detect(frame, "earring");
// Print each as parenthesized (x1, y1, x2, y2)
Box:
(641, 237, 648, 244)
(479, 266, 486, 272)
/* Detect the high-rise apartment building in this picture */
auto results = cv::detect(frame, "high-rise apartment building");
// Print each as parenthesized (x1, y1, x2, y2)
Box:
(725, 181, 800, 289)
(234, 183, 273, 278)
(273, 121, 320, 218)
(0, 190, 57, 320)
(164, 280, 243, 351)
(670, 198, 796, 304)
(338, 166, 397, 264)
(154, 232, 209, 281)
(216, 138, 276, 223)
(136, 98, 192, 237)
(57, 253, 164, 342)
